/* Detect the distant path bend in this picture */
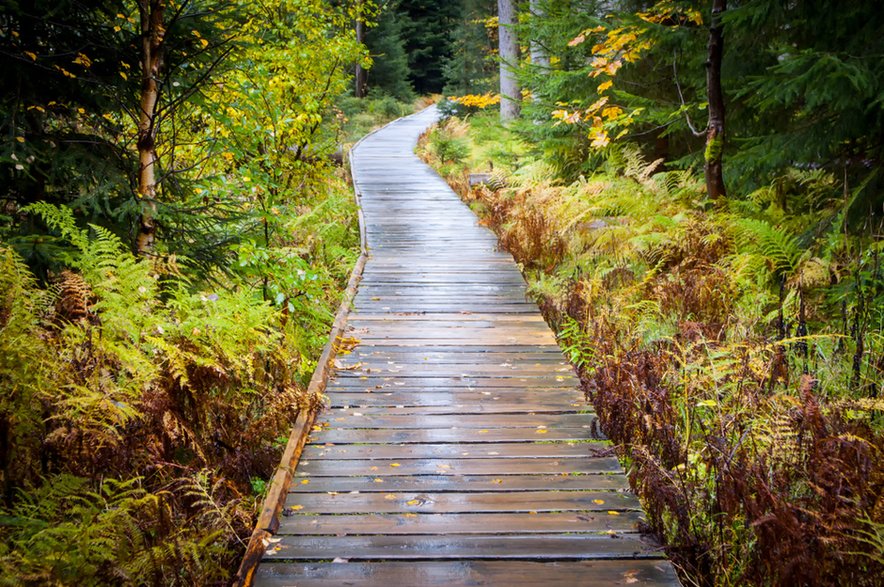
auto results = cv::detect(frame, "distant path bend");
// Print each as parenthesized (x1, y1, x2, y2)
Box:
(254, 107, 681, 586)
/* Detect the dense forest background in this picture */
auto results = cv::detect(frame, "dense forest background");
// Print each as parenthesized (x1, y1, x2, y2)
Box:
(0, 0, 881, 585)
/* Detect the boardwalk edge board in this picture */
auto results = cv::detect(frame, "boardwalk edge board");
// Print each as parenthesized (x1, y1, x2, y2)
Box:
(231, 110, 419, 587)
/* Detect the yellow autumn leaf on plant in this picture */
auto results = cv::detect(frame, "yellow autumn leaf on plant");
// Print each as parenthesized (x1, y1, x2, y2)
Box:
(24, 51, 37, 61)
(597, 80, 613, 93)
(587, 96, 609, 114)
(590, 128, 610, 149)
(568, 33, 586, 47)
(602, 106, 623, 120)
(73, 53, 92, 68)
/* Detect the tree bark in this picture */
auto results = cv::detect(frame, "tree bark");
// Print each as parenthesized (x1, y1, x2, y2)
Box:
(355, 8, 367, 98)
(704, 0, 727, 199)
(529, 0, 549, 71)
(135, 0, 166, 255)
(497, 0, 520, 121)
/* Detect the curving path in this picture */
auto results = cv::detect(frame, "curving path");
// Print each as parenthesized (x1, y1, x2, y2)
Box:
(253, 108, 681, 586)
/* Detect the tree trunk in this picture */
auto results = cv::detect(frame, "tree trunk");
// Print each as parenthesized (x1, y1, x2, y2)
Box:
(529, 0, 549, 71)
(497, 0, 520, 121)
(355, 10, 367, 98)
(135, 0, 166, 255)
(704, 0, 726, 199)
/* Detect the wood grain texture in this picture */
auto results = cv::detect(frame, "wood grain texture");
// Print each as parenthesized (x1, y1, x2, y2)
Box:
(252, 107, 681, 586)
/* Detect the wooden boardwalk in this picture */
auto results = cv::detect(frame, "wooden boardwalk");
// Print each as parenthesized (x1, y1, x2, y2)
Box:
(253, 108, 681, 586)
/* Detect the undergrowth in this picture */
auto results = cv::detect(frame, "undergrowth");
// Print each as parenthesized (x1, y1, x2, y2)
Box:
(0, 176, 358, 584)
(420, 112, 884, 586)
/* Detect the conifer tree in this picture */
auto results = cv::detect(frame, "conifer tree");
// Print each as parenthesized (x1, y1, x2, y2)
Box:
(401, 0, 459, 94)
(365, 0, 414, 100)
(442, 0, 498, 95)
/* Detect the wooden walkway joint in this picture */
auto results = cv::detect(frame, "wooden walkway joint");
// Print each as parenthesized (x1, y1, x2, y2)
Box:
(251, 108, 681, 586)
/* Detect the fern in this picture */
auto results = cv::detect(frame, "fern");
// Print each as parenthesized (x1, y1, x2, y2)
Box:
(732, 217, 805, 277)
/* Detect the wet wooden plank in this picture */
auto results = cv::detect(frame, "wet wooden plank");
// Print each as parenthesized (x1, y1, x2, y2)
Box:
(326, 377, 580, 389)
(313, 426, 607, 444)
(278, 511, 645, 535)
(289, 474, 630, 493)
(317, 413, 597, 430)
(302, 442, 608, 460)
(284, 490, 641, 514)
(296, 456, 623, 477)
(255, 561, 681, 587)
(318, 404, 582, 416)
(326, 391, 582, 407)
(263, 534, 664, 561)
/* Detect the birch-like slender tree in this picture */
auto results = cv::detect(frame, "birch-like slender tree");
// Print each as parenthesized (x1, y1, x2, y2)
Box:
(135, 0, 166, 255)
(498, 0, 520, 120)
(529, 0, 549, 71)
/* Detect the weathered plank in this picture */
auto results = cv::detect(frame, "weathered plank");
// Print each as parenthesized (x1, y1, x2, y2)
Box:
(283, 490, 641, 514)
(262, 534, 665, 561)
(255, 561, 679, 587)
(289, 473, 630, 493)
(278, 511, 645, 535)
(302, 441, 609, 460)
(296, 456, 623, 477)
